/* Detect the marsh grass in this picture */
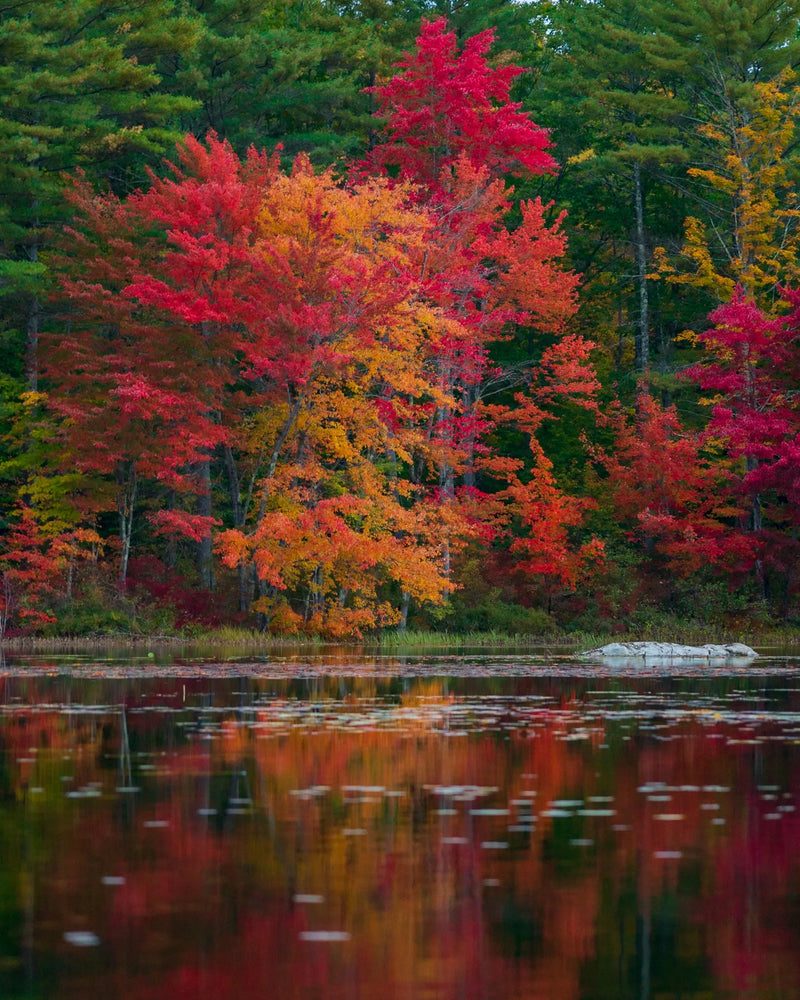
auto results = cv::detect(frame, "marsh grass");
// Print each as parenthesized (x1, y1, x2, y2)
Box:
(4, 620, 800, 655)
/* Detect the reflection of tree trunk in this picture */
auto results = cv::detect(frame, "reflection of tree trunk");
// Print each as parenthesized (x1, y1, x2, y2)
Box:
(633, 162, 650, 379)
(195, 456, 214, 590)
(636, 849, 651, 1000)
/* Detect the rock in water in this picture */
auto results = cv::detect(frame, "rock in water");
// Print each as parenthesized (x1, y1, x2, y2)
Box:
(581, 642, 758, 660)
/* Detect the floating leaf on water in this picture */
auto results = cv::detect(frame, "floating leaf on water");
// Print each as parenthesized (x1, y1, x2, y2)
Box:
(300, 931, 350, 942)
(64, 931, 100, 947)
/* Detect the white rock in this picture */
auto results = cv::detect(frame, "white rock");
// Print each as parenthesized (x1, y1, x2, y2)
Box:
(581, 641, 758, 660)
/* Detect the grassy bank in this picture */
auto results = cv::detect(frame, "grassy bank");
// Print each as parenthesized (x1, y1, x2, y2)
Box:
(3, 621, 800, 654)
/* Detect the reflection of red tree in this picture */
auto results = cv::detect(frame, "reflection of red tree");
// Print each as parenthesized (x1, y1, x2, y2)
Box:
(700, 784, 800, 997)
(4, 681, 800, 1000)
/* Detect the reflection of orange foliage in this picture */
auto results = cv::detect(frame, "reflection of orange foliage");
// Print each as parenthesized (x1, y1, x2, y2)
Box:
(2, 678, 800, 1000)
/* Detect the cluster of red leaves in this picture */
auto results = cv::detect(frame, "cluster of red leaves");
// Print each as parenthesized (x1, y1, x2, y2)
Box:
(21, 19, 603, 635)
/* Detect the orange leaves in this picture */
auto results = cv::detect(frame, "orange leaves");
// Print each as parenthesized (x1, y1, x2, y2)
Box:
(505, 456, 604, 590)
(42, 19, 596, 634)
(216, 488, 454, 637)
(476, 198, 579, 332)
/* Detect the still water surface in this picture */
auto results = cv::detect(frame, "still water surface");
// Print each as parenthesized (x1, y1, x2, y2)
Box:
(1, 649, 799, 999)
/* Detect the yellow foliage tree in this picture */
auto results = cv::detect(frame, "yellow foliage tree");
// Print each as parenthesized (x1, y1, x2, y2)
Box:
(653, 69, 800, 308)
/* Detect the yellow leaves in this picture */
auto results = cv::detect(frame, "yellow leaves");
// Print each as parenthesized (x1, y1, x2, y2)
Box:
(666, 72, 800, 304)
(257, 164, 429, 271)
(566, 148, 595, 166)
(687, 165, 737, 196)
(19, 390, 47, 410)
(100, 126, 143, 151)
(675, 328, 701, 346)
(650, 69, 800, 315)
(653, 217, 735, 297)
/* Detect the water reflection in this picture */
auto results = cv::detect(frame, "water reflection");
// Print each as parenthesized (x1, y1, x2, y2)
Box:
(0, 666, 799, 998)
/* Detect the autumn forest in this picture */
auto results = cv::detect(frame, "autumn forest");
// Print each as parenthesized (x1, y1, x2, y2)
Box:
(3, 0, 800, 639)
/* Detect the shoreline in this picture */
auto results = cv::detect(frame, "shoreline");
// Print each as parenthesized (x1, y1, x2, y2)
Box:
(2, 626, 800, 655)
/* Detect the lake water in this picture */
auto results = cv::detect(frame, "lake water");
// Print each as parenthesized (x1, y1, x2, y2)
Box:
(1, 648, 800, 999)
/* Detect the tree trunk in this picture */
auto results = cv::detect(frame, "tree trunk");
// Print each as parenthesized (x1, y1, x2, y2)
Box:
(164, 491, 177, 570)
(633, 161, 650, 379)
(116, 462, 137, 583)
(24, 217, 41, 392)
(195, 456, 214, 590)
(223, 445, 250, 612)
(25, 296, 41, 393)
(398, 591, 411, 630)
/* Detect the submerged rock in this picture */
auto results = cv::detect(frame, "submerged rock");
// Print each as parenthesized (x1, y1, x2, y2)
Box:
(581, 641, 758, 660)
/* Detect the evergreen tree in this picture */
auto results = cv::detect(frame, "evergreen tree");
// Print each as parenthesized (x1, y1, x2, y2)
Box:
(534, 0, 693, 382)
(0, 0, 198, 396)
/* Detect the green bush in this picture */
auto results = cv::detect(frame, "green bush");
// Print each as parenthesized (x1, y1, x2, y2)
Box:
(442, 592, 556, 635)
